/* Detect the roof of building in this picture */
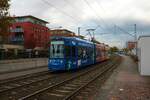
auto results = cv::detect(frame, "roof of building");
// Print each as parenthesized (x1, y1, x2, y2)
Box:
(13, 15, 49, 23)
(51, 36, 93, 44)
(50, 29, 74, 33)
(127, 41, 137, 43)
(138, 35, 150, 40)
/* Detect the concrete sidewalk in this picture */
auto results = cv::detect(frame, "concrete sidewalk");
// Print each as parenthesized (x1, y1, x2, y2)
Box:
(94, 55, 150, 100)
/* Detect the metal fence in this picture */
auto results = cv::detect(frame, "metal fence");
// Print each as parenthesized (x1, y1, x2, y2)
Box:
(0, 49, 49, 60)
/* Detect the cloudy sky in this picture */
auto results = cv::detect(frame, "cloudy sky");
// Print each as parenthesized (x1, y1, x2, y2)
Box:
(10, 0, 150, 48)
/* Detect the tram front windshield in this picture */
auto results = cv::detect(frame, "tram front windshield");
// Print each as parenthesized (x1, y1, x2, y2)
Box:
(50, 41, 64, 58)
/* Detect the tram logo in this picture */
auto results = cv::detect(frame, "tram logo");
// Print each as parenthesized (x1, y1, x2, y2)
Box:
(72, 41, 76, 45)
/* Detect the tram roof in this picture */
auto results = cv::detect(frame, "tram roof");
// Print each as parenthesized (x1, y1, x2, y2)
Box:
(51, 36, 94, 44)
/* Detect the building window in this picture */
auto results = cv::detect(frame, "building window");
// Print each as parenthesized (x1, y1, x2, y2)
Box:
(16, 26, 21, 28)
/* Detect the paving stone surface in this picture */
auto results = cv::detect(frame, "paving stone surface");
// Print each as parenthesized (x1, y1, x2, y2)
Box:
(94, 55, 150, 100)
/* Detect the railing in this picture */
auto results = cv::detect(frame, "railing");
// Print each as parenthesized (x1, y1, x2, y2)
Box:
(0, 50, 48, 60)
(10, 37, 24, 42)
(11, 28, 24, 33)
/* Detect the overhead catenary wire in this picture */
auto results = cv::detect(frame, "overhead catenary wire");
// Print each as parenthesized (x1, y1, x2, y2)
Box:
(116, 25, 135, 37)
(62, 0, 105, 31)
(82, 0, 111, 31)
(63, 0, 81, 12)
(41, 0, 103, 35)
(41, 0, 80, 24)
(93, 0, 135, 37)
(82, 0, 135, 46)
(41, 0, 132, 39)
(42, 0, 132, 37)
(94, 0, 107, 15)
(60, 0, 106, 38)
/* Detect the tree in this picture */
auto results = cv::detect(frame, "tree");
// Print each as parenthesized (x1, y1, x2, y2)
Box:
(91, 38, 101, 44)
(109, 46, 119, 54)
(122, 48, 129, 54)
(0, 0, 11, 43)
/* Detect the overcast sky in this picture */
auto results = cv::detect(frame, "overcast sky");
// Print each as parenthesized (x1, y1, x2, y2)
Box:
(10, 0, 150, 48)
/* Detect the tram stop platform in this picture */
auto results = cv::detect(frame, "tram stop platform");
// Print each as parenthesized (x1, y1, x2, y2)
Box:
(0, 58, 48, 80)
(94, 55, 150, 100)
(0, 67, 48, 80)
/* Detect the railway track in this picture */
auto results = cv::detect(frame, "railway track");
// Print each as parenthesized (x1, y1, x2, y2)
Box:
(18, 57, 120, 100)
(70, 57, 122, 100)
(0, 69, 76, 100)
(0, 70, 49, 84)
(0, 56, 120, 100)
(0, 59, 110, 100)
(0, 72, 55, 93)
(0, 70, 53, 92)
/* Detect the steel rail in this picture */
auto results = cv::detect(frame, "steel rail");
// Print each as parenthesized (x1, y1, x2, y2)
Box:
(63, 59, 120, 100)
(0, 72, 55, 93)
(19, 60, 115, 100)
(0, 71, 50, 84)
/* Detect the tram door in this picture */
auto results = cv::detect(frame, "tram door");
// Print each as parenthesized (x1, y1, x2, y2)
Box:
(65, 46, 76, 70)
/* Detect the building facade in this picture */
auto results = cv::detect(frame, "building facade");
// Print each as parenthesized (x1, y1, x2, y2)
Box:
(50, 29, 76, 37)
(127, 41, 137, 50)
(9, 15, 50, 50)
(126, 41, 137, 55)
(138, 36, 150, 75)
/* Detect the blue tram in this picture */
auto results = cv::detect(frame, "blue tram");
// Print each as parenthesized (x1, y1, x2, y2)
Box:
(48, 37, 108, 71)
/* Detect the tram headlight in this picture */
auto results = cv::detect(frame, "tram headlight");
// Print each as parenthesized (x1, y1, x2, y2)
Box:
(60, 60, 63, 63)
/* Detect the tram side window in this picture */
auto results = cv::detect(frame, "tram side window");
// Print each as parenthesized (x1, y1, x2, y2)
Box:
(50, 43, 64, 58)
(96, 49, 101, 57)
(87, 48, 93, 59)
(78, 47, 82, 59)
(65, 46, 71, 58)
(106, 51, 108, 56)
(50, 44, 55, 58)
(87, 48, 91, 59)
(83, 47, 88, 59)
(72, 46, 76, 58)
(78, 47, 89, 59)
(96, 49, 98, 57)
(65, 46, 76, 58)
